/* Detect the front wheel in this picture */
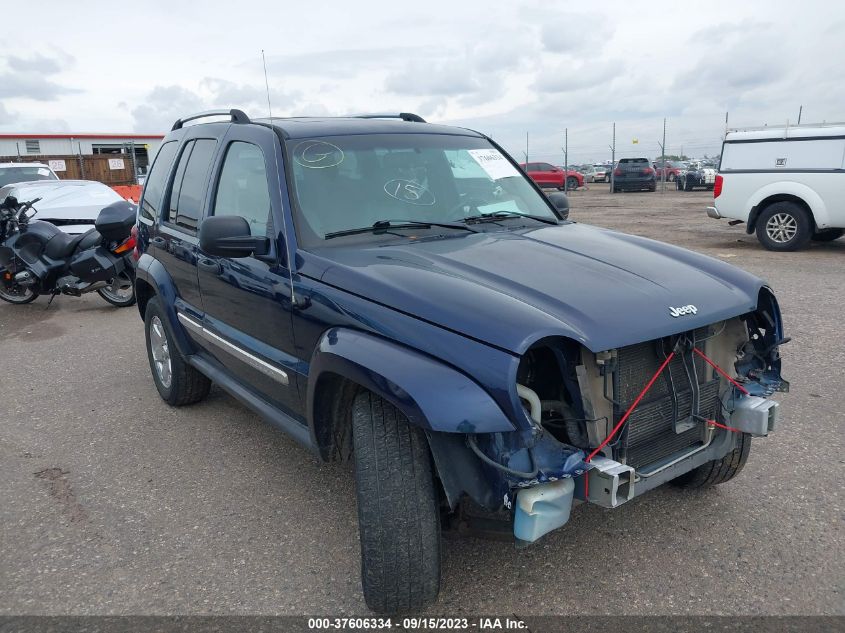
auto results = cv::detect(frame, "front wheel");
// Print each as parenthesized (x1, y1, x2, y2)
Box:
(565, 176, 579, 191)
(97, 270, 136, 307)
(0, 272, 38, 304)
(672, 433, 751, 488)
(352, 391, 441, 614)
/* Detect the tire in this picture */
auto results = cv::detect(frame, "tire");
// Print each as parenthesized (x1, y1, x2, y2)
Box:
(755, 201, 813, 251)
(811, 228, 844, 242)
(648, 183, 656, 192)
(566, 176, 579, 191)
(0, 281, 38, 304)
(672, 433, 752, 489)
(352, 391, 441, 614)
(144, 297, 211, 406)
(667, 173, 675, 182)
(97, 270, 136, 307)
(684, 178, 693, 191)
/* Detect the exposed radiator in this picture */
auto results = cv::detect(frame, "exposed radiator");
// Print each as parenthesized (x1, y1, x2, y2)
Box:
(613, 337, 721, 470)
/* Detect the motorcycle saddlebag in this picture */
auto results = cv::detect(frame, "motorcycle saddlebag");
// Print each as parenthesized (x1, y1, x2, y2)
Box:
(70, 246, 125, 283)
(95, 200, 136, 243)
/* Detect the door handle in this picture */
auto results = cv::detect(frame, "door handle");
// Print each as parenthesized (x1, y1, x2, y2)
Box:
(197, 258, 222, 274)
(150, 237, 166, 248)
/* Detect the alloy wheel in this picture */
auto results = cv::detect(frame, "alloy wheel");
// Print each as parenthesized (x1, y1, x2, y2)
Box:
(765, 213, 798, 244)
(149, 316, 172, 388)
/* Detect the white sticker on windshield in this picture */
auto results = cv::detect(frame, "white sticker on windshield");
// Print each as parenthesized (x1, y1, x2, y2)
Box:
(37, 168, 51, 176)
(467, 149, 520, 180)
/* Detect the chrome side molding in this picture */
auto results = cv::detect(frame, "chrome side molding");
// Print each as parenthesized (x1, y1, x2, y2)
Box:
(177, 312, 289, 385)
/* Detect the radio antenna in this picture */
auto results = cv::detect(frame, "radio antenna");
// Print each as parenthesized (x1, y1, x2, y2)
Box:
(262, 49, 301, 309)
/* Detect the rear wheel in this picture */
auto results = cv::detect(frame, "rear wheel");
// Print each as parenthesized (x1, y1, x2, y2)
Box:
(144, 297, 211, 406)
(755, 201, 812, 251)
(97, 270, 136, 307)
(352, 391, 441, 614)
(811, 228, 844, 242)
(672, 433, 751, 488)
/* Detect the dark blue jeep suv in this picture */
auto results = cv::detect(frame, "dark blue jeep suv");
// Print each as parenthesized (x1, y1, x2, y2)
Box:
(134, 110, 787, 613)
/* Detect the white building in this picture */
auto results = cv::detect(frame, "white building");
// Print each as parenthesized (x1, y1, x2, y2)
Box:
(0, 133, 164, 172)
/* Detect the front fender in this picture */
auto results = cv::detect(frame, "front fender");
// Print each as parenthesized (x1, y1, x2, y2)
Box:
(134, 253, 194, 358)
(306, 328, 515, 438)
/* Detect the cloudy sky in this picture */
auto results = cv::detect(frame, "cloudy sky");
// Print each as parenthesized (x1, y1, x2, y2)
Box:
(1, 0, 842, 164)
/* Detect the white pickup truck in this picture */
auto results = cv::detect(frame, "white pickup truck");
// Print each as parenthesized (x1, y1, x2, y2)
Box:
(707, 123, 845, 250)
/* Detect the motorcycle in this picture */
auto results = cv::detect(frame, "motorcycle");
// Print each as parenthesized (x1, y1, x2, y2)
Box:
(0, 195, 137, 307)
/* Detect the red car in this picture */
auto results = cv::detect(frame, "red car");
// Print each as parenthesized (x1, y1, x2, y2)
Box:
(652, 160, 687, 182)
(520, 162, 584, 190)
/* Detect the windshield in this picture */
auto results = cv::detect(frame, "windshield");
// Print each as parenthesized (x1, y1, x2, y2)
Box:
(287, 133, 559, 246)
(0, 165, 58, 188)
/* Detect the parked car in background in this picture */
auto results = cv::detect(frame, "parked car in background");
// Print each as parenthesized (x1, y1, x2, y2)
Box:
(520, 162, 584, 190)
(677, 162, 717, 191)
(653, 160, 686, 182)
(585, 165, 608, 183)
(0, 180, 125, 234)
(0, 162, 59, 188)
(707, 122, 845, 250)
(612, 158, 656, 192)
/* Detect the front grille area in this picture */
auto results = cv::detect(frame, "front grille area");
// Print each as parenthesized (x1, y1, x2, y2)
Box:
(613, 336, 721, 470)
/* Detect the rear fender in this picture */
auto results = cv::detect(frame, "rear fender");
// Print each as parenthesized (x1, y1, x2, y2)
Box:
(133, 253, 194, 358)
(306, 327, 514, 441)
(746, 182, 827, 232)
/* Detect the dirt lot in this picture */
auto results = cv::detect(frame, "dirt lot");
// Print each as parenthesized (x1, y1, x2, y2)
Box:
(1, 187, 842, 616)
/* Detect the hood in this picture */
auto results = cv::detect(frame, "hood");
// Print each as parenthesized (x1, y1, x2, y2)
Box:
(13, 181, 123, 223)
(304, 223, 764, 354)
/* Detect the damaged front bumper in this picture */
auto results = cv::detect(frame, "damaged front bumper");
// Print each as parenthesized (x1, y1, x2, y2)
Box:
(464, 290, 789, 545)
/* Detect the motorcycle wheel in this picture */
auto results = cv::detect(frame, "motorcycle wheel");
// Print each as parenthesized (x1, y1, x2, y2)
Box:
(97, 271, 136, 307)
(0, 277, 38, 304)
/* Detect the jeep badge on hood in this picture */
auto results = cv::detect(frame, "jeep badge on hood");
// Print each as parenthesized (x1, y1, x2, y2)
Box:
(669, 304, 698, 317)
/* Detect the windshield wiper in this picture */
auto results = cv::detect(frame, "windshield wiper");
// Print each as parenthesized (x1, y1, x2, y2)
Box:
(324, 219, 479, 240)
(461, 211, 560, 226)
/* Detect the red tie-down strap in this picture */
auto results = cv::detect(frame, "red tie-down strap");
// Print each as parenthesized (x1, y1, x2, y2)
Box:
(582, 346, 748, 497)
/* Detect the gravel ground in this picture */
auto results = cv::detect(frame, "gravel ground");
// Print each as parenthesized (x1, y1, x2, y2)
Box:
(1, 187, 842, 616)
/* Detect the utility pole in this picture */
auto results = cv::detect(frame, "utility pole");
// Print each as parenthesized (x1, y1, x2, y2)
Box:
(609, 122, 616, 193)
(563, 128, 568, 190)
(661, 117, 666, 193)
(525, 131, 529, 166)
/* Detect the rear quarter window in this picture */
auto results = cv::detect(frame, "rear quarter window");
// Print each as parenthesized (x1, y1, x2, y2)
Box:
(139, 141, 178, 222)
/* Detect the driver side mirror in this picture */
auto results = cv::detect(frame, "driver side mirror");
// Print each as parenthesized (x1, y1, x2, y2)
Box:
(547, 192, 570, 220)
(199, 215, 270, 258)
(1, 196, 18, 210)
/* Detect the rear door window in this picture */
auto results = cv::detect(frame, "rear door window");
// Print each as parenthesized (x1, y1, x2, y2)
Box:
(139, 140, 178, 222)
(166, 138, 217, 232)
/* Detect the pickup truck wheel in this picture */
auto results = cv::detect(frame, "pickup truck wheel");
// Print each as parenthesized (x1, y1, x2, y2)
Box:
(352, 392, 441, 614)
(755, 202, 812, 251)
(671, 433, 752, 488)
(811, 228, 844, 242)
(144, 297, 211, 406)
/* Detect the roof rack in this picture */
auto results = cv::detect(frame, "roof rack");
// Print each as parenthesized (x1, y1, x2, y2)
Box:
(171, 109, 251, 131)
(352, 112, 427, 123)
(726, 121, 845, 133)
